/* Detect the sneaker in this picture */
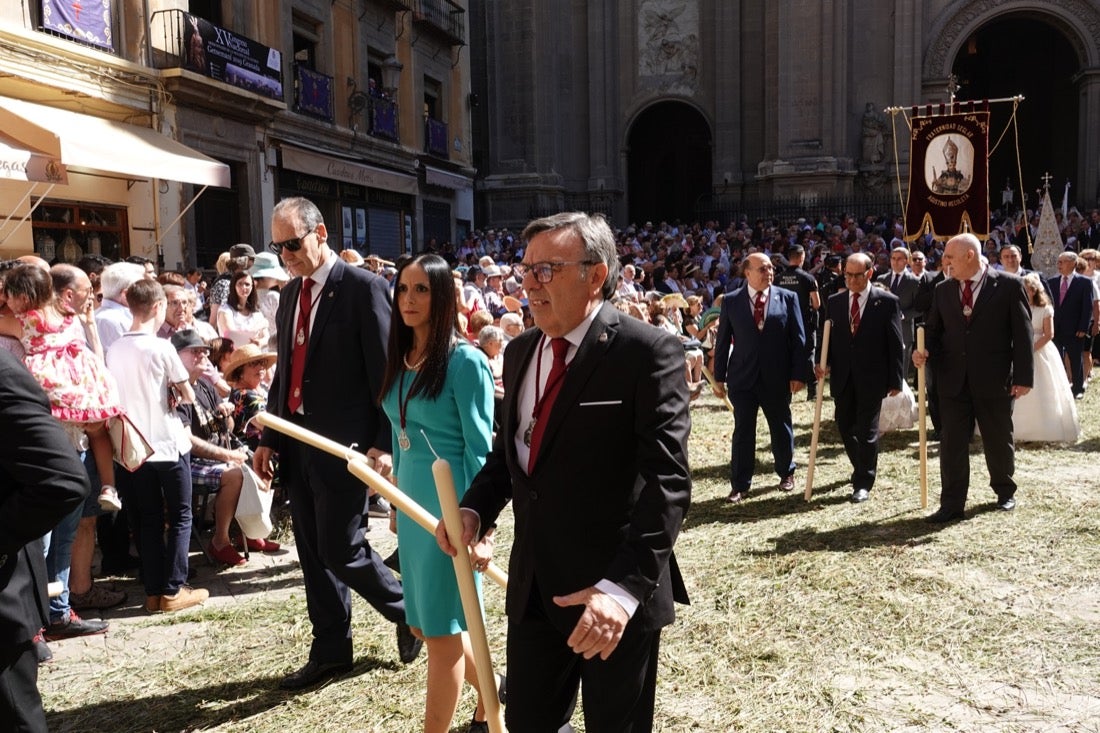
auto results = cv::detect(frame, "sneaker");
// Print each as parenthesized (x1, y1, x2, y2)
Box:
(159, 586, 209, 613)
(98, 485, 122, 512)
(367, 495, 391, 519)
(43, 610, 109, 641)
(70, 584, 127, 611)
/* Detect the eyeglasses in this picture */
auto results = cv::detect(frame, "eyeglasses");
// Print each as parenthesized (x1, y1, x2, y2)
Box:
(843, 270, 870, 279)
(513, 260, 596, 284)
(269, 230, 314, 254)
(246, 359, 270, 370)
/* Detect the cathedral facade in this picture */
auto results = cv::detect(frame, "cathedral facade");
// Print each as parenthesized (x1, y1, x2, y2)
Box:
(469, 0, 1100, 228)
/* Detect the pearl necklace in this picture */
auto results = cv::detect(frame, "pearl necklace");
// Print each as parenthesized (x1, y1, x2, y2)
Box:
(403, 351, 428, 371)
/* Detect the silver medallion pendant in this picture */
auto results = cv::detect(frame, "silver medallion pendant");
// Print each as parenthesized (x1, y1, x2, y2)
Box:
(398, 429, 411, 451)
(962, 305, 973, 317)
(296, 328, 306, 346)
(523, 419, 535, 447)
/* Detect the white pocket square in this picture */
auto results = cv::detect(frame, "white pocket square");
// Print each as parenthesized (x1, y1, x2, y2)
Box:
(578, 400, 623, 407)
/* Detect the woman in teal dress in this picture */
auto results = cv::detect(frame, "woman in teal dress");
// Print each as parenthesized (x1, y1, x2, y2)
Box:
(379, 253, 497, 733)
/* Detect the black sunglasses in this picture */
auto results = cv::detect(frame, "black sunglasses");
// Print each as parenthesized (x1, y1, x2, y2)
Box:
(269, 230, 314, 254)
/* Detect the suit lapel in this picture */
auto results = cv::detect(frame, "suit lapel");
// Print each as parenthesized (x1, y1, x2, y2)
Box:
(504, 328, 541, 466)
(971, 269, 998, 321)
(532, 306, 619, 470)
(308, 258, 343, 352)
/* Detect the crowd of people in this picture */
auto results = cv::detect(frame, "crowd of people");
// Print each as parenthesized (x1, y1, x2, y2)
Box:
(2, 199, 1096, 731)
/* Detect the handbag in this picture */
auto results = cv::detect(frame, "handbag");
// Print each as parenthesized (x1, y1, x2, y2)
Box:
(107, 413, 155, 472)
(234, 464, 274, 539)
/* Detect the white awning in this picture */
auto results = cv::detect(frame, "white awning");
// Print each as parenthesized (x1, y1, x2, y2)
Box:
(280, 144, 418, 196)
(0, 133, 67, 184)
(424, 165, 472, 190)
(0, 95, 230, 188)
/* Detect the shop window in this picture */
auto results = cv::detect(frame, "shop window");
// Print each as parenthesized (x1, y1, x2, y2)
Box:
(293, 13, 320, 70)
(423, 76, 442, 121)
(31, 201, 130, 264)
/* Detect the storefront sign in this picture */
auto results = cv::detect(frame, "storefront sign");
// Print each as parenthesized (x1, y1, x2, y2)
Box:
(0, 140, 67, 184)
(183, 13, 283, 100)
(280, 145, 418, 196)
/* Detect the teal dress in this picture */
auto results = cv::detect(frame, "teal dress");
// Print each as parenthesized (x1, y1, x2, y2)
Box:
(381, 342, 495, 636)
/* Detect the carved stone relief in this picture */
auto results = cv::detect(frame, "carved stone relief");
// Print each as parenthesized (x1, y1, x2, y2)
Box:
(637, 0, 699, 94)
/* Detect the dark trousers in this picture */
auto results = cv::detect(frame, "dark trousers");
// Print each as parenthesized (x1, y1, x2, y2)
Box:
(937, 382, 1016, 512)
(1054, 334, 1087, 395)
(729, 381, 795, 491)
(117, 456, 193, 597)
(282, 439, 406, 664)
(833, 382, 882, 491)
(505, 591, 660, 732)
(0, 641, 46, 733)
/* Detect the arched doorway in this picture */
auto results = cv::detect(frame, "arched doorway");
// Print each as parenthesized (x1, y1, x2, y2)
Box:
(626, 102, 712, 225)
(950, 15, 1079, 209)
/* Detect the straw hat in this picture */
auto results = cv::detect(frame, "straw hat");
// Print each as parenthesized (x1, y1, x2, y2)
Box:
(503, 295, 523, 313)
(222, 343, 277, 382)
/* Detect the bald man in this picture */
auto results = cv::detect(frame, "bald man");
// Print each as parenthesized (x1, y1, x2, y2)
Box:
(913, 233, 1033, 523)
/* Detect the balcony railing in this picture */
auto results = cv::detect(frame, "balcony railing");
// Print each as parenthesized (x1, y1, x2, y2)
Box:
(294, 63, 334, 122)
(150, 9, 284, 101)
(413, 0, 466, 46)
(425, 117, 449, 158)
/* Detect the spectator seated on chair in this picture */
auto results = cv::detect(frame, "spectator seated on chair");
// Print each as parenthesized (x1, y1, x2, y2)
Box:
(171, 331, 278, 565)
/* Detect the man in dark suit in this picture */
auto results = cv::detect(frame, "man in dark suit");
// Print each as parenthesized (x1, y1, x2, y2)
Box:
(438, 212, 691, 731)
(0, 349, 90, 732)
(253, 197, 421, 691)
(913, 233, 1033, 523)
(1049, 251, 1094, 398)
(818, 253, 904, 502)
(876, 247, 920, 368)
(713, 252, 811, 502)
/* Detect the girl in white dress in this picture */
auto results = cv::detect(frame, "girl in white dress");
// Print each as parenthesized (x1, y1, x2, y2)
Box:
(1013, 273, 1081, 443)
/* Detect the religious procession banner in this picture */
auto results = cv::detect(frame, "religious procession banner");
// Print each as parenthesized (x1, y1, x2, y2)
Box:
(904, 111, 989, 242)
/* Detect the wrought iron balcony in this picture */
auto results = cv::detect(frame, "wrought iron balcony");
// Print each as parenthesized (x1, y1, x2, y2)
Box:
(413, 0, 466, 46)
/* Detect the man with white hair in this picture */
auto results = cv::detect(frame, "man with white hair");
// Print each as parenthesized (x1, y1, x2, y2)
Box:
(913, 233, 1033, 523)
(96, 262, 146, 351)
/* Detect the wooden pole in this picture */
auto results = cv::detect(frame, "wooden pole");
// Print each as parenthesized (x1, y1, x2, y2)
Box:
(805, 319, 832, 501)
(916, 327, 928, 508)
(433, 456, 507, 733)
(700, 365, 735, 414)
(254, 411, 509, 588)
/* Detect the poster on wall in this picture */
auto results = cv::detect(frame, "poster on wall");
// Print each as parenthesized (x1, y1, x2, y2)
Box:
(342, 206, 354, 249)
(42, 0, 115, 52)
(905, 110, 990, 242)
(182, 13, 283, 100)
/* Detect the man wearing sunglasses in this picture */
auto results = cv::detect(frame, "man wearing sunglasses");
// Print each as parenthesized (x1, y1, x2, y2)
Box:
(253, 197, 421, 691)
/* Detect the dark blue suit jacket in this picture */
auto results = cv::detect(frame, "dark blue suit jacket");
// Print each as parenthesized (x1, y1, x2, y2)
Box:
(826, 287, 904, 398)
(713, 286, 811, 390)
(1049, 273, 1094, 339)
(261, 257, 393, 456)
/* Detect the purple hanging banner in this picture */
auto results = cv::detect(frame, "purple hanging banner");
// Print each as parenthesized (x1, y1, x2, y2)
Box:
(41, 0, 115, 52)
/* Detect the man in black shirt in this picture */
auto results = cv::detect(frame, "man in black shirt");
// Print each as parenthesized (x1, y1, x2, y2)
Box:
(775, 245, 821, 398)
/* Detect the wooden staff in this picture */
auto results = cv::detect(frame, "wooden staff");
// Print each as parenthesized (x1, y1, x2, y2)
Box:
(254, 411, 508, 589)
(700, 365, 735, 414)
(431, 451, 507, 733)
(804, 319, 832, 501)
(916, 327, 928, 508)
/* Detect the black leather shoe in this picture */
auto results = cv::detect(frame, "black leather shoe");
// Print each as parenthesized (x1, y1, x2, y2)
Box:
(396, 622, 423, 664)
(925, 508, 966, 524)
(851, 489, 870, 503)
(997, 497, 1016, 512)
(43, 611, 108, 641)
(278, 660, 353, 690)
(778, 474, 795, 492)
(726, 490, 748, 503)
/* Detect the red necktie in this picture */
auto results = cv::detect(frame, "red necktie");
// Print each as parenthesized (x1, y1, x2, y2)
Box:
(527, 337, 570, 474)
(753, 291, 766, 330)
(286, 277, 314, 413)
(850, 292, 861, 334)
(962, 279, 974, 321)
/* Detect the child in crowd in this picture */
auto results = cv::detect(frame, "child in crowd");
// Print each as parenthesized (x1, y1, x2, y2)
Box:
(0, 264, 124, 511)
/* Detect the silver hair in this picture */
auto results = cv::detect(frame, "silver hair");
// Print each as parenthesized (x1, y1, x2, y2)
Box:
(273, 197, 325, 235)
(100, 262, 146, 301)
(477, 325, 505, 348)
